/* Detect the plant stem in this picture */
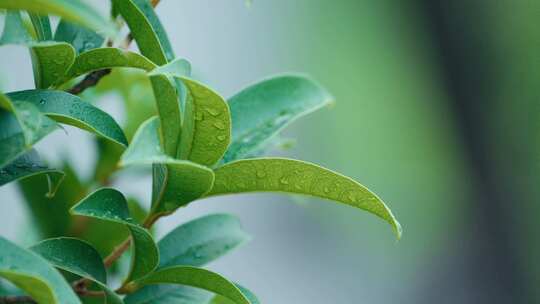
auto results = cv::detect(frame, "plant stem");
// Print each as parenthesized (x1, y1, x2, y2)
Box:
(103, 237, 132, 268)
(0, 295, 35, 303)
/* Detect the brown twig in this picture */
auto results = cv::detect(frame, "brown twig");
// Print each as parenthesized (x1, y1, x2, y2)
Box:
(0, 295, 36, 303)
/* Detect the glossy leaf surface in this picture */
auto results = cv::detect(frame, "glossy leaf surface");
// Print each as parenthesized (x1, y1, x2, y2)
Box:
(179, 77, 231, 166)
(207, 158, 402, 238)
(30, 237, 123, 304)
(7, 90, 128, 147)
(54, 19, 104, 54)
(224, 75, 334, 163)
(0, 0, 116, 36)
(0, 149, 64, 197)
(0, 93, 57, 167)
(158, 214, 249, 268)
(210, 285, 259, 304)
(112, 0, 167, 65)
(0, 236, 81, 304)
(70, 188, 159, 282)
(130, 266, 251, 304)
(60, 47, 156, 85)
(30, 42, 76, 89)
(124, 285, 211, 304)
(121, 117, 214, 214)
(149, 75, 182, 156)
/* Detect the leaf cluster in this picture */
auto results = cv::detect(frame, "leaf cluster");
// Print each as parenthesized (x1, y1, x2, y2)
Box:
(0, 1, 401, 303)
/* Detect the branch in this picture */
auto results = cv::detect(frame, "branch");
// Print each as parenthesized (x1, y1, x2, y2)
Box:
(0, 295, 35, 303)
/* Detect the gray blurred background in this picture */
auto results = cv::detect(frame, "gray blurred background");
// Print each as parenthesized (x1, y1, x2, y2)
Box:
(1, 1, 539, 303)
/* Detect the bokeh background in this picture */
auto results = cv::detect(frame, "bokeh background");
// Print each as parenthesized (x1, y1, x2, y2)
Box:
(1, 1, 539, 303)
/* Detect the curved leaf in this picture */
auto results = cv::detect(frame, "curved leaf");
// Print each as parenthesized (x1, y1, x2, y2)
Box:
(158, 214, 249, 268)
(128, 266, 251, 304)
(207, 158, 402, 238)
(149, 74, 182, 156)
(223, 75, 334, 163)
(59, 47, 157, 85)
(124, 285, 212, 304)
(28, 12, 52, 41)
(30, 237, 106, 283)
(30, 237, 123, 304)
(0, 0, 116, 37)
(0, 236, 81, 304)
(70, 188, 159, 282)
(0, 93, 58, 167)
(120, 117, 215, 214)
(211, 285, 259, 304)
(111, 0, 167, 65)
(7, 90, 128, 147)
(0, 149, 64, 197)
(54, 19, 104, 54)
(178, 77, 231, 166)
(149, 57, 191, 78)
(30, 41, 76, 89)
(0, 10, 33, 45)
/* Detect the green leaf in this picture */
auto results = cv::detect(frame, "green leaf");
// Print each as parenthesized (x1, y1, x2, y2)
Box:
(54, 19, 104, 54)
(7, 90, 128, 147)
(0, 10, 33, 44)
(0, 236, 81, 304)
(30, 41, 76, 88)
(28, 12, 52, 41)
(128, 266, 251, 304)
(111, 0, 168, 65)
(207, 158, 402, 238)
(149, 74, 182, 156)
(70, 188, 159, 282)
(223, 75, 334, 163)
(30, 237, 123, 304)
(210, 285, 259, 304)
(178, 77, 231, 166)
(124, 285, 211, 304)
(0, 149, 64, 197)
(0, 93, 58, 167)
(0, 0, 116, 37)
(120, 117, 215, 214)
(58, 47, 157, 86)
(30, 237, 106, 283)
(158, 214, 249, 268)
(149, 58, 191, 78)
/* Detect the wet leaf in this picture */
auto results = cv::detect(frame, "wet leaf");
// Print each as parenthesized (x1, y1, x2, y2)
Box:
(207, 158, 402, 238)
(223, 75, 334, 163)
(120, 117, 214, 215)
(7, 89, 128, 147)
(54, 19, 104, 54)
(0, 236, 81, 304)
(178, 77, 231, 166)
(111, 0, 168, 65)
(58, 47, 156, 86)
(124, 285, 211, 304)
(0, 93, 57, 167)
(30, 237, 123, 304)
(158, 214, 249, 268)
(0, 149, 64, 197)
(149, 74, 182, 156)
(0, 0, 116, 37)
(30, 42, 76, 89)
(128, 266, 251, 304)
(70, 188, 159, 282)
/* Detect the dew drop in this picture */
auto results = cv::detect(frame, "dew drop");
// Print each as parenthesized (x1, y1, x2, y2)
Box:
(216, 135, 226, 141)
(256, 171, 267, 178)
(39, 99, 46, 105)
(194, 111, 204, 121)
(213, 121, 225, 130)
(205, 108, 220, 116)
(279, 177, 289, 185)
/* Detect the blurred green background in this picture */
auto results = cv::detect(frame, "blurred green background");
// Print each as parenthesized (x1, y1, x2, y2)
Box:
(1, 1, 539, 303)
